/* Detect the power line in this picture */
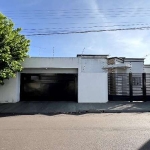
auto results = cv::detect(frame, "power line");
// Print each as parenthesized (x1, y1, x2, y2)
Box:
(6, 11, 150, 17)
(19, 24, 150, 35)
(3, 7, 150, 22)
(5, 15, 150, 20)
(3, 7, 150, 12)
(7, 15, 150, 20)
(21, 23, 150, 31)
(3, 8, 150, 35)
(5, 11, 150, 15)
(24, 26, 150, 36)
(12, 22, 146, 25)
(4, 9, 150, 18)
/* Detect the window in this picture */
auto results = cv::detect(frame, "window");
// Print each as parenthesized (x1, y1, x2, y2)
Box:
(133, 77, 141, 86)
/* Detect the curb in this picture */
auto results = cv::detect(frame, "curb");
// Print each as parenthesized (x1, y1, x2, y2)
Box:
(1, 109, 150, 116)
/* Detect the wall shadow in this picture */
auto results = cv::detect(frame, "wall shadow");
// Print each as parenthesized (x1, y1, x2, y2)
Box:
(139, 139, 150, 150)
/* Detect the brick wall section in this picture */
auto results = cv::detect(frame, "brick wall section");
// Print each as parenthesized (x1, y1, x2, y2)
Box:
(107, 58, 116, 73)
(108, 58, 115, 65)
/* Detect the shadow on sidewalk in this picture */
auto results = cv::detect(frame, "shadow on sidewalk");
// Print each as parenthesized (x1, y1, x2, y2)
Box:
(0, 101, 150, 118)
(139, 139, 150, 150)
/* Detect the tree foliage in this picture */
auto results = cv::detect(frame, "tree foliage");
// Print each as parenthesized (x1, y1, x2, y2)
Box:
(0, 13, 30, 85)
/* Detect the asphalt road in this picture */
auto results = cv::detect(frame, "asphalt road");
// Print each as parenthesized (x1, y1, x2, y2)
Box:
(0, 113, 150, 150)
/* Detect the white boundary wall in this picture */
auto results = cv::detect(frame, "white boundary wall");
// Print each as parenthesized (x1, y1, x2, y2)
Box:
(0, 73, 20, 103)
(78, 73, 108, 103)
(144, 65, 150, 73)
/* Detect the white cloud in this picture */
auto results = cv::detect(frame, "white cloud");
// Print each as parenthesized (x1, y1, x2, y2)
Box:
(110, 30, 150, 59)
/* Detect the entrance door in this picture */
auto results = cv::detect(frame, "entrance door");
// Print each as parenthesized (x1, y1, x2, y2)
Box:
(132, 73, 143, 101)
(20, 73, 77, 101)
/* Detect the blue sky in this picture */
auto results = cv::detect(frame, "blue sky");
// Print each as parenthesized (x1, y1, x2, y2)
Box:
(0, 0, 150, 63)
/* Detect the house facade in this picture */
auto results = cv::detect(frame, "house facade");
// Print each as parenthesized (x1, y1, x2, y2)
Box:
(0, 54, 150, 103)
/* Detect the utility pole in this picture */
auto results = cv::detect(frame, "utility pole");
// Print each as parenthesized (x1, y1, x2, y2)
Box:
(53, 47, 54, 57)
(81, 47, 85, 57)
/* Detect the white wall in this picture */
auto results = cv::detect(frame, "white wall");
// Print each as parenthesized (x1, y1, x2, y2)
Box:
(79, 58, 107, 73)
(22, 57, 79, 68)
(112, 58, 145, 73)
(77, 57, 108, 103)
(144, 65, 150, 73)
(116, 62, 144, 73)
(0, 73, 20, 103)
(124, 60, 144, 73)
(78, 73, 108, 103)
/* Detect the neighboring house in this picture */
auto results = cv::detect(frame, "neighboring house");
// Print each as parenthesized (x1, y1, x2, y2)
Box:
(106, 57, 150, 101)
(0, 54, 150, 103)
(106, 57, 145, 73)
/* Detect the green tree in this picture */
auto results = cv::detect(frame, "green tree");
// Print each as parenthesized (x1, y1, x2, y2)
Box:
(0, 13, 30, 85)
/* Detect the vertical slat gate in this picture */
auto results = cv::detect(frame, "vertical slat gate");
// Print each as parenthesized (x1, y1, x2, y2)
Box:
(146, 74, 150, 100)
(108, 73, 150, 101)
(142, 73, 146, 101)
(108, 73, 130, 101)
(129, 73, 133, 102)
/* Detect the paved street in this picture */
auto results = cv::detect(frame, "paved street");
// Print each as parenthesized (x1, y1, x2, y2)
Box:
(0, 113, 150, 150)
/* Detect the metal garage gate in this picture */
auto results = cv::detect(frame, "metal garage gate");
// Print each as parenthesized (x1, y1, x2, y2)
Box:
(20, 73, 78, 101)
(108, 73, 150, 101)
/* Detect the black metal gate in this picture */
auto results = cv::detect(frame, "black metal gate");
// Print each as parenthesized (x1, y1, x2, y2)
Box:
(20, 73, 78, 101)
(108, 73, 150, 101)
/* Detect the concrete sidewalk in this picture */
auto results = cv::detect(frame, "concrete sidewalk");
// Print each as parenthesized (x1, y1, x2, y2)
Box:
(0, 101, 150, 114)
